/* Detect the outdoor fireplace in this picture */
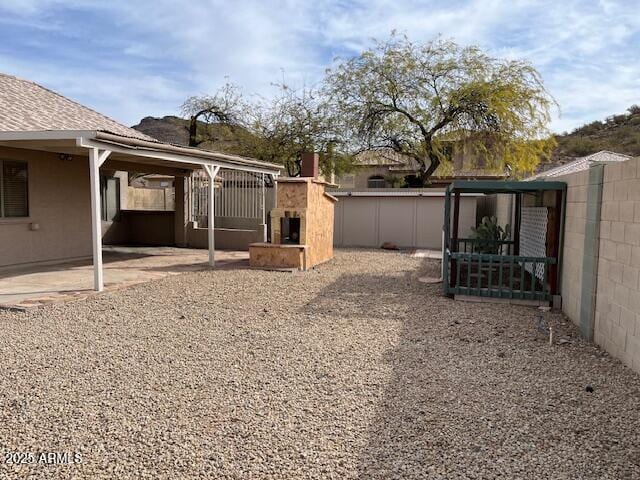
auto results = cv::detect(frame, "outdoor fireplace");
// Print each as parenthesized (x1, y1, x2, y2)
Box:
(249, 153, 337, 271)
(280, 215, 301, 244)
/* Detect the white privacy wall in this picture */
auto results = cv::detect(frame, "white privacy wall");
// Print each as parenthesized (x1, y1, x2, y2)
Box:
(333, 192, 478, 249)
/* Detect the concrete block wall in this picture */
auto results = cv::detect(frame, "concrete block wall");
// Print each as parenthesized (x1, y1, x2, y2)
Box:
(556, 157, 640, 374)
(554, 170, 590, 323)
(593, 158, 640, 371)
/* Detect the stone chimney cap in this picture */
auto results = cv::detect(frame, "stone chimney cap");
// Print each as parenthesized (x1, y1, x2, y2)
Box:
(300, 152, 319, 178)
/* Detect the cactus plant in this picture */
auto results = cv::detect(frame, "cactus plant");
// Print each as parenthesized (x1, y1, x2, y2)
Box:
(470, 216, 510, 254)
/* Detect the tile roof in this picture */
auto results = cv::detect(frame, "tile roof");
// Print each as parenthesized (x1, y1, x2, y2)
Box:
(0, 73, 156, 141)
(355, 149, 408, 166)
(528, 150, 631, 179)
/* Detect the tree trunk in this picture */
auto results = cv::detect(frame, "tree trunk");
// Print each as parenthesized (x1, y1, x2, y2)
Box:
(414, 138, 441, 186)
(418, 155, 440, 186)
(188, 115, 199, 147)
(285, 159, 302, 177)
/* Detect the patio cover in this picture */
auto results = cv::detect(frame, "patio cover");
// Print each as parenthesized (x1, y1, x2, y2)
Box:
(0, 129, 281, 292)
(0, 73, 281, 291)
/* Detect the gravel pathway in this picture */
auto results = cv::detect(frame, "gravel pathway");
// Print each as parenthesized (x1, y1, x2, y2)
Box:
(0, 249, 639, 479)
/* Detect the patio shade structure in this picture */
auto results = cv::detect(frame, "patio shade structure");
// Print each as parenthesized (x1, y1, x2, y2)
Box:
(0, 129, 281, 292)
(443, 180, 567, 303)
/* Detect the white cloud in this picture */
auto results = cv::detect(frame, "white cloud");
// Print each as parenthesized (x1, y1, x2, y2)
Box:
(0, 0, 638, 132)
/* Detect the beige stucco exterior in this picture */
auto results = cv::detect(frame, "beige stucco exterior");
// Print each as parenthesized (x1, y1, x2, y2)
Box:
(0, 145, 93, 268)
(343, 166, 392, 189)
(335, 145, 503, 190)
(0, 146, 189, 269)
(0, 144, 281, 270)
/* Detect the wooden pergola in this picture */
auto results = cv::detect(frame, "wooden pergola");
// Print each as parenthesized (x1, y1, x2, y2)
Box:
(443, 180, 567, 303)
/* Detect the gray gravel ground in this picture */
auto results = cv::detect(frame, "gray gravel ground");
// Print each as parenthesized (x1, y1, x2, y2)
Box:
(0, 249, 639, 479)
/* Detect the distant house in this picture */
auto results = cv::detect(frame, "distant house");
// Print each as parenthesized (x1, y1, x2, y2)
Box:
(131, 173, 175, 189)
(335, 148, 506, 190)
(528, 150, 631, 179)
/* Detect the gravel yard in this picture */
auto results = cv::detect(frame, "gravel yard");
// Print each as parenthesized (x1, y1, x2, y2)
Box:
(0, 249, 639, 479)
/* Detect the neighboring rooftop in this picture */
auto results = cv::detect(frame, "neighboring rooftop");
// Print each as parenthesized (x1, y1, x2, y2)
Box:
(0, 73, 155, 141)
(354, 149, 408, 167)
(528, 150, 631, 179)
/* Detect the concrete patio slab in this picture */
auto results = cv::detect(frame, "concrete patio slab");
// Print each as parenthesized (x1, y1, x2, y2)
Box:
(0, 246, 248, 310)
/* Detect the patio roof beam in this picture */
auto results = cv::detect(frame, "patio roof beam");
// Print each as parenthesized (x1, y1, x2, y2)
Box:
(446, 179, 567, 194)
(89, 147, 112, 292)
(0, 131, 280, 175)
(77, 137, 279, 176)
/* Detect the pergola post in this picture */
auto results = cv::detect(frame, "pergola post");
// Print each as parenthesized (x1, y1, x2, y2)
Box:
(513, 193, 522, 255)
(450, 190, 461, 289)
(203, 165, 220, 266)
(89, 147, 111, 291)
(442, 186, 452, 293)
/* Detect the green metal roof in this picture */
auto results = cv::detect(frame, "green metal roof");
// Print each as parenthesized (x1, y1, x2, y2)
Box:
(446, 179, 567, 194)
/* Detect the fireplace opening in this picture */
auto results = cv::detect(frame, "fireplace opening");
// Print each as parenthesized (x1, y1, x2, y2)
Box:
(281, 217, 301, 244)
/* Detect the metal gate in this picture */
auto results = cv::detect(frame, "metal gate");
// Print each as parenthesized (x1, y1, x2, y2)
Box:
(190, 169, 275, 228)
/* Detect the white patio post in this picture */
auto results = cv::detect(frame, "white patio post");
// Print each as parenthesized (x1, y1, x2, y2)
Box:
(203, 165, 220, 266)
(261, 173, 267, 242)
(89, 147, 111, 291)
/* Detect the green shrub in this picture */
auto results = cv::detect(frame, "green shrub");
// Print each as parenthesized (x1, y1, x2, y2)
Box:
(470, 216, 511, 254)
(384, 174, 406, 188)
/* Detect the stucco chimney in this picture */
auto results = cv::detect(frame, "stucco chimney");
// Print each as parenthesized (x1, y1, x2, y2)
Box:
(300, 152, 319, 178)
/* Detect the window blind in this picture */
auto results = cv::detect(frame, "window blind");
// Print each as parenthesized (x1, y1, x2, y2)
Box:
(2, 161, 29, 217)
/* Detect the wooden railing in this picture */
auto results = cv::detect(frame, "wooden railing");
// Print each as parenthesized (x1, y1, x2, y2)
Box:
(444, 249, 557, 301)
(453, 238, 515, 255)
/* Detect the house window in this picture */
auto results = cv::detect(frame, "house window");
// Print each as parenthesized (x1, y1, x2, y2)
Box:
(367, 175, 386, 188)
(0, 160, 29, 218)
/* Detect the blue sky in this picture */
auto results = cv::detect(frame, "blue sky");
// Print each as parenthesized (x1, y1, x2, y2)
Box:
(1, 0, 639, 133)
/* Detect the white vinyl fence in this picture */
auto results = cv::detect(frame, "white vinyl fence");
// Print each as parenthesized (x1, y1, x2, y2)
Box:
(333, 190, 479, 249)
(190, 170, 275, 227)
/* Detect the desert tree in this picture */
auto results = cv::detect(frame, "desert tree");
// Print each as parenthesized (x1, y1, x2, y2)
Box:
(181, 81, 246, 147)
(183, 81, 353, 177)
(324, 34, 556, 183)
(244, 83, 352, 177)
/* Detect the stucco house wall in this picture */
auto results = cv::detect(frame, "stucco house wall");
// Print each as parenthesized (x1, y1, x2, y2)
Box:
(0, 145, 270, 270)
(0, 146, 187, 269)
(0, 145, 93, 269)
(351, 166, 393, 189)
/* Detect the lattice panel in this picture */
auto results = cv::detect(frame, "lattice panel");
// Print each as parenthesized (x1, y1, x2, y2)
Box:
(519, 206, 548, 280)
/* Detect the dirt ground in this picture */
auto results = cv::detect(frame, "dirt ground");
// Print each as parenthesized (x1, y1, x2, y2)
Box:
(0, 249, 638, 479)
